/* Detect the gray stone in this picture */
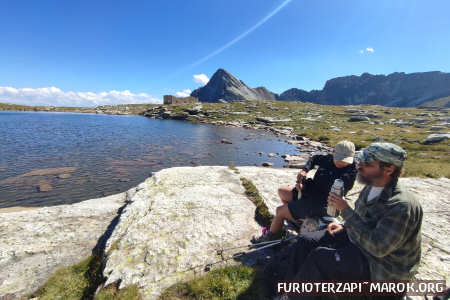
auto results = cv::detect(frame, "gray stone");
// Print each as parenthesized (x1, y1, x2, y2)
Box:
(300, 117, 319, 122)
(184, 105, 202, 115)
(282, 154, 310, 169)
(344, 109, 363, 114)
(364, 113, 380, 119)
(423, 133, 450, 144)
(230, 112, 249, 115)
(409, 118, 428, 124)
(348, 116, 370, 122)
(430, 126, 446, 131)
(256, 117, 292, 124)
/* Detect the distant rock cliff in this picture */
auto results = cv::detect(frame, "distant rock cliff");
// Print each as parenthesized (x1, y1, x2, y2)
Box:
(192, 69, 450, 107)
(280, 71, 450, 107)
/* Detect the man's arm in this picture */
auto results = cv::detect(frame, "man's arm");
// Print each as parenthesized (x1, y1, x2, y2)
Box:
(298, 154, 324, 188)
(341, 202, 410, 258)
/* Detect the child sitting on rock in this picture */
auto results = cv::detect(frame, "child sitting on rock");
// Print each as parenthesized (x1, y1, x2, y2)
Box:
(251, 140, 357, 243)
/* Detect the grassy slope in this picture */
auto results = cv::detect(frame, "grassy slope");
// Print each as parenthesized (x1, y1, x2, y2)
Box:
(166, 101, 450, 178)
(419, 96, 450, 108)
(0, 102, 96, 112)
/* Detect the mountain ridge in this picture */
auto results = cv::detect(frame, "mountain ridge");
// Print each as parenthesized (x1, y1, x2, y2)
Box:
(191, 69, 450, 107)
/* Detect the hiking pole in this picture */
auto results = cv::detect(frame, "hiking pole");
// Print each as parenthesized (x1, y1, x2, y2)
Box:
(207, 235, 300, 272)
(216, 239, 282, 256)
(216, 234, 300, 257)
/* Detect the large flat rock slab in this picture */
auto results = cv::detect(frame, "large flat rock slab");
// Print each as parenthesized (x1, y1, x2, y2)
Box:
(102, 166, 262, 299)
(236, 166, 299, 215)
(0, 185, 142, 298)
(400, 177, 450, 282)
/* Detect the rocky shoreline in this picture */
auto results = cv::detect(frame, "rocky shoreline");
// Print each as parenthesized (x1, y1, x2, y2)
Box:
(2, 100, 449, 175)
(142, 103, 334, 168)
(1, 102, 334, 169)
(0, 166, 449, 299)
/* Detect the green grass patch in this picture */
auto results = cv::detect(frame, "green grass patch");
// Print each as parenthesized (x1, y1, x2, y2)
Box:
(27, 255, 103, 300)
(159, 265, 270, 300)
(95, 282, 142, 300)
(27, 254, 141, 300)
(240, 177, 273, 227)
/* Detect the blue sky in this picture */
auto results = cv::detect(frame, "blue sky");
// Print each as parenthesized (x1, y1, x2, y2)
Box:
(1, 0, 449, 106)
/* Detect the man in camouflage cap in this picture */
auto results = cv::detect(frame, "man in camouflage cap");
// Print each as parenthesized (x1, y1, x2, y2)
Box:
(271, 142, 423, 300)
(355, 142, 408, 169)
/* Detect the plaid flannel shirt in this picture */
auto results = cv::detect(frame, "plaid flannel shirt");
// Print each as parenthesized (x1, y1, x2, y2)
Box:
(341, 180, 423, 280)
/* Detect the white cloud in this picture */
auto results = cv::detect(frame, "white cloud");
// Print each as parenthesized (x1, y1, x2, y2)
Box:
(193, 74, 209, 86)
(360, 47, 375, 54)
(0, 86, 161, 107)
(175, 89, 192, 97)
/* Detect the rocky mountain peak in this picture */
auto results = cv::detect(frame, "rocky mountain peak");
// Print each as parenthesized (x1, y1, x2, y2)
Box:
(191, 68, 277, 102)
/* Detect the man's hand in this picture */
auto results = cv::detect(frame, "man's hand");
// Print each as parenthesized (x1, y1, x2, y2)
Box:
(297, 170, 307, 181)
(327, 222, 343, 236)
(296, 170, 307, 191)
(328, 193, 348, 212)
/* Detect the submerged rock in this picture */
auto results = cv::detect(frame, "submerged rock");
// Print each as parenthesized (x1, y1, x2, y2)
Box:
(57, 173, 71, 179)
(0, 167, 78, 185)
(35, 180, 53, 192)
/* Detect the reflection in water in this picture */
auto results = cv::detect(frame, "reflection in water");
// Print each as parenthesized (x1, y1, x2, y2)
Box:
(0, 111, 298, 208)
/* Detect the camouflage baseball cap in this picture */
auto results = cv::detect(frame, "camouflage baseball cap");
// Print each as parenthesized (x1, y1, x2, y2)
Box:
(355, 142, 407, 167)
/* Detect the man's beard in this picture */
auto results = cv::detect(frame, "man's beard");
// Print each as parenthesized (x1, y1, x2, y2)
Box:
(357, 169, 383, 185)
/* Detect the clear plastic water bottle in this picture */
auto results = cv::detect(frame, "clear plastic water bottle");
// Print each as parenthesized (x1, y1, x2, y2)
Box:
(327, 179, 344, 217)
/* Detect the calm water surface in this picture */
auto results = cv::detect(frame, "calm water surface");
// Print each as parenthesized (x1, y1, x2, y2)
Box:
(0, 111, 298, 208)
